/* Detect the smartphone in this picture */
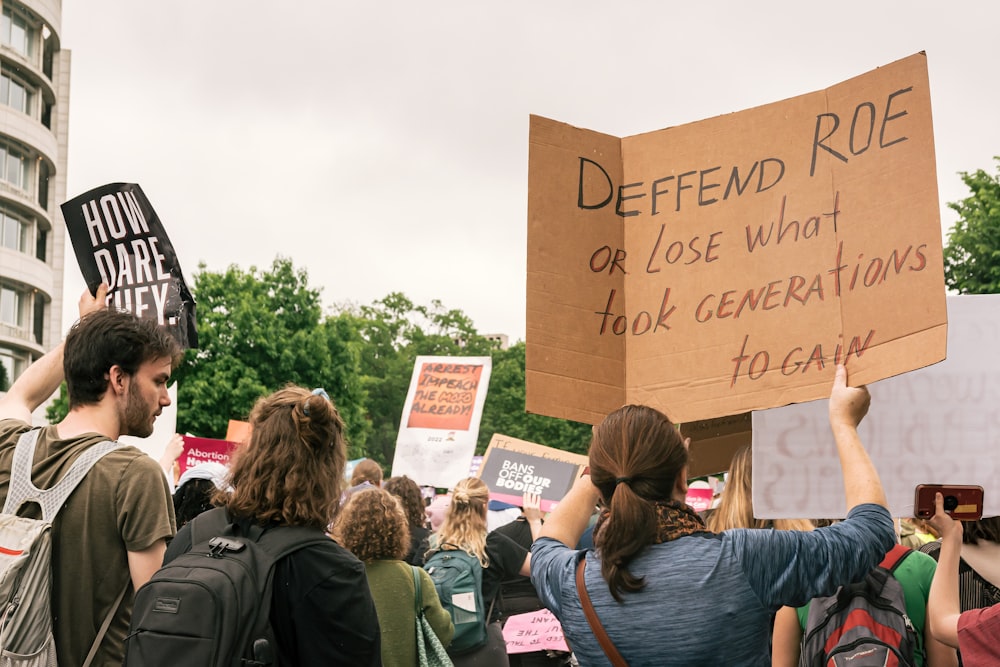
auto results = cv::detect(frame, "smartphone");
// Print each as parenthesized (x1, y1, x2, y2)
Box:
(914, 484, 984, 521)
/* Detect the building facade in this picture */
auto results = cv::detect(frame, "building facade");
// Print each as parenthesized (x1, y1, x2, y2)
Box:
(0, 0, 68, 391)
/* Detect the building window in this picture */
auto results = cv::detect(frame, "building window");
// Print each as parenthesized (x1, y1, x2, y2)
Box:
(34, 224, 45, 261)
(0, 285, 23, 327)
(1, 8, 34, 59)
(0, 345, 29, 391)
(0, 209, 29, 253)
(0, 144, 29, 191)
(32, 294, 43, 344)
(0, 71, 32, 115)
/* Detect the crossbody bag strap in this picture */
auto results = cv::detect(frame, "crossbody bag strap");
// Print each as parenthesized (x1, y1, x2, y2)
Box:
(412, 565, 423, 616)
(81, 579, 130, 667)
(575, 556, 628, 667)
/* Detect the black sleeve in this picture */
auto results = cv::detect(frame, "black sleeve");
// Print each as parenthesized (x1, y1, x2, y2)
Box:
(270, 541, 382, 666)
(162, 521, 193, 564)
(482, 531, 528, 615)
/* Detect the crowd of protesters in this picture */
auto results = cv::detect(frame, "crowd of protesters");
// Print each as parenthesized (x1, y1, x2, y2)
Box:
(0, 297, 997, 666)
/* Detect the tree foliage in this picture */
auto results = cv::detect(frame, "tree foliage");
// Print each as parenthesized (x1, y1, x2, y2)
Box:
(36, 255, 593, 469)
(346, 292, 495, 467)
(172, 258, 369, 456)
(944, 156, 1000, 294)
(477, 342, 592, 455)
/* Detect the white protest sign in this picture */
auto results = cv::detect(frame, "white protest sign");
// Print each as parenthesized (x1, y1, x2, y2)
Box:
(391, 356, 492, 488)
(752, 294, 1000, 519)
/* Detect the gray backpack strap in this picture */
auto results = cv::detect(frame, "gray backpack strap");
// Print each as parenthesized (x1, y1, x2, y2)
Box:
(3, 429, 124, 520)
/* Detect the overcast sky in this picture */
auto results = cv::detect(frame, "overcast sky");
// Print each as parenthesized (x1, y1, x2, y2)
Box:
(58, 1, 1000, 341)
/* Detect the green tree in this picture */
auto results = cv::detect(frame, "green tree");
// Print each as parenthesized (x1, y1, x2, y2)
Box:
(477, 342, 592, 455)
(347, 292, 495, 467)
(944, 156, 1000, 294)
(44, 382, 69, 423)
(173, 257, 369, 456)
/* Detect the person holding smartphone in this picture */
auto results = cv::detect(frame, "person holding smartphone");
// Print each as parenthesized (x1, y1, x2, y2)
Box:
(926, 493, 1000, 666)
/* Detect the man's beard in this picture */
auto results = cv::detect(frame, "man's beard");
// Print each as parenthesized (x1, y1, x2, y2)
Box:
(122, 380, 155, 438)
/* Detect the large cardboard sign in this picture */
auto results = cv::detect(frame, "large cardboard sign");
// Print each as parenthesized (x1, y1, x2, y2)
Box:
(477, 434, 588, 512)
(753, 294, 1000, 519)
(526, 53, 946, 426)
(391, 356, 492, 488)
(62, 182, 198, 348)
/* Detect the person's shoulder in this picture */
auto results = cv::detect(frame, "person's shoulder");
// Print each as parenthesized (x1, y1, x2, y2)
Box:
(487, 528, 521, 550)
(302, 535, 365, 569)
(102, 444, 167, 477)
(0, 418, 30, 436)
(918, 539, 941, 558)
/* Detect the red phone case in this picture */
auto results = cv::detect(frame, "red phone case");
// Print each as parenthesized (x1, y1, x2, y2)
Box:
(914, 484, 984, 521)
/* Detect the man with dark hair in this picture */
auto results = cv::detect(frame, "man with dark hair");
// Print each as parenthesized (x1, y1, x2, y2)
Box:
(0, 285, 180, 665)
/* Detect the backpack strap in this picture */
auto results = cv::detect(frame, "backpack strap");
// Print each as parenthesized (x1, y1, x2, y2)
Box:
(575, 554, 629, 667)
(82, 580, 129, 667)
(3, 429, 124, 521)
(879, 543, 913, 573)
(412, 565, 422, 616)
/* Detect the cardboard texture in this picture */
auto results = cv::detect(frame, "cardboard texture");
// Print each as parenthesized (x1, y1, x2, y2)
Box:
(527, 53, 947, 426)
(752, 294, 1000, 519)
(477, 434, 588, 512)
(391, 356, 492, 489)
(683, 412, 752, 477)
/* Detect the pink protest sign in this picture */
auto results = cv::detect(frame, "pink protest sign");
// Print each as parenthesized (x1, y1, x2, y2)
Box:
(179, 436, 237, 477)
(501, 609, 569, 654)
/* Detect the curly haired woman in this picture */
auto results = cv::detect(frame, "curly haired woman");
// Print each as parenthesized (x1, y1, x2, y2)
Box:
(163, 386, 381, 665)
(337, 487, 454, 666)
(384, 475, 433, 566)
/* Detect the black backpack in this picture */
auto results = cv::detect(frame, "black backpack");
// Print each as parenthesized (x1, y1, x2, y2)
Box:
(124, 508, 330, 667)
(799, 544, 919, 667)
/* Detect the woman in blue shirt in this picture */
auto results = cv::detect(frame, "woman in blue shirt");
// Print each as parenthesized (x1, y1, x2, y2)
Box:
(530, 365, 896, 666)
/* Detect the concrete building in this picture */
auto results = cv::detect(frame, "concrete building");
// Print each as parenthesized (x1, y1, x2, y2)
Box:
(0, 0, 68, 391)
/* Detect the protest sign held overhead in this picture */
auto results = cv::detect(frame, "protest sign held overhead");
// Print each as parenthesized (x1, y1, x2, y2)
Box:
(526, 52, 947, 425)
(62, 182, 198, 348)
(478, 434, 588, 512)
(391, 356, 492, 488)
(753, 294, 1000, 520)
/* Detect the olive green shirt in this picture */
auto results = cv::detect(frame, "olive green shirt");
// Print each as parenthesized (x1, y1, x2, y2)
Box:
(365, 559, 455, 667)
(0, 419, 176, 667)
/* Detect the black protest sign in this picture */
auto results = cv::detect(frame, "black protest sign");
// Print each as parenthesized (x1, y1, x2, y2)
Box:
(477, 434, 588, 512)
(62, 183, 198, 348)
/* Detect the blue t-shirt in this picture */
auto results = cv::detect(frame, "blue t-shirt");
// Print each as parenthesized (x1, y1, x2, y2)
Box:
(530, 503, 895, 666)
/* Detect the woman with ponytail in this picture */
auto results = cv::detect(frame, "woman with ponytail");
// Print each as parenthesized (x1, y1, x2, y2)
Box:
(163, 386, 381, 665)
(530, 365, 897, 666)
(433, 477, 534, 667)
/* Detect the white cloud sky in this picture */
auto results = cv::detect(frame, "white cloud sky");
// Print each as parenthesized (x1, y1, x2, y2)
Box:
(59, 1, 1000, 340)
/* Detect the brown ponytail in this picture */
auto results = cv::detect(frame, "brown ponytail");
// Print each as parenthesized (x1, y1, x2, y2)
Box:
(589, 405, 687, 602)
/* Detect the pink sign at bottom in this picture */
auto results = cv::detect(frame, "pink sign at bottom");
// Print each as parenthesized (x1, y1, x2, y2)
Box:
(502, 608, 569, 654)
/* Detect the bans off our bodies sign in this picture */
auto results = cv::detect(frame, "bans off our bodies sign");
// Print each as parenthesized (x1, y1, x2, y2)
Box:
(526, 53, 947, 425)
(62, 183, 198, 348)
(478, 434, 588, 512)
